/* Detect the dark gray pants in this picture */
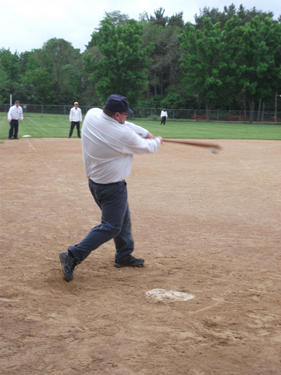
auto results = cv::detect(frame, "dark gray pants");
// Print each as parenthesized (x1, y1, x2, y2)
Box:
(68, 180, 134, 263)
(9, 120, 19, 139)
(69, 121, 80, 138)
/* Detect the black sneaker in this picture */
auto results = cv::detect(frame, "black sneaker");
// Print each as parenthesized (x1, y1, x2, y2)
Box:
(59, 252, 79, 281)
(114, 255, 144, 268)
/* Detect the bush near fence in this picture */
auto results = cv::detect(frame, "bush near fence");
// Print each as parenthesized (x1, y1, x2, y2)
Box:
(0, 104, 280, 123)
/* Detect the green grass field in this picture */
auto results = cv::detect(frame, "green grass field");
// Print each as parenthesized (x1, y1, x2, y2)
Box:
(0, 113, 280, 140)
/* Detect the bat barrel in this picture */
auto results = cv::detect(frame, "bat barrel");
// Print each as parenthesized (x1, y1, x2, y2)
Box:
(163, 139, 222, 150)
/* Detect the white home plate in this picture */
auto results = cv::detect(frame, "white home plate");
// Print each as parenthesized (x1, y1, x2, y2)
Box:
(22, 135, 31, 137)
(146, 289, 195, 302)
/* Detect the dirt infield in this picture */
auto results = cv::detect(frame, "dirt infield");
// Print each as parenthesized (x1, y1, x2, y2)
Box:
(1, 138, 281, 375)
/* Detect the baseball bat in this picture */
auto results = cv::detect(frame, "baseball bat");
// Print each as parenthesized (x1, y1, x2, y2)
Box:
(163, 139, 222, 152)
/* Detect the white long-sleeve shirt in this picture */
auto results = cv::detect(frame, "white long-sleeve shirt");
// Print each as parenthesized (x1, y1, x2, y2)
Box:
(160, 110, 168, 118)
(69, 107, 82, 122)
(8, 105, 23, 121)
(82, 108, 161, 184)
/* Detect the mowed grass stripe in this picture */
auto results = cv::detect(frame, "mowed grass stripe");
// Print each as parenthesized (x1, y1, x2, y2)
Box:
(0, 113, 280, 140)
(0, 114, 76, 139)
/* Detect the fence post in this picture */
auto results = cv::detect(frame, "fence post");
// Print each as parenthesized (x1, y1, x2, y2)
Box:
(257, 99, 261, 121)
(41, 105, 43, 118)
(173, 109, 175, 122)
(275, 92, 277, 123)
(194, 109, 196, 121)
(217, 110, 219, 122)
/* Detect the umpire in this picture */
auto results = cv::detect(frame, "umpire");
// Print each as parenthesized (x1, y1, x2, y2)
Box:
(7, 100, 23, 139)
(68, 102, 82, 138)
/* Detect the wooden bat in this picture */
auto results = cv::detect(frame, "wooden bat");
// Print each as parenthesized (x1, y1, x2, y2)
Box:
(163, 139, 222, 152)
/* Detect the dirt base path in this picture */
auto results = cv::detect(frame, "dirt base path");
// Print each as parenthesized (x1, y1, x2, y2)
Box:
(1, 138, 281, 375)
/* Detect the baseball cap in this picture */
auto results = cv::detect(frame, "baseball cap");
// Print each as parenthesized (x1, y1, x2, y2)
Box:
(15, 100, 19, 103)
(74, 102, 78, 105)
(104, 94, 133, 114)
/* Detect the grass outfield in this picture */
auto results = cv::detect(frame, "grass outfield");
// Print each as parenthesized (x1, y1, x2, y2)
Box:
(0, 113, 280, 140)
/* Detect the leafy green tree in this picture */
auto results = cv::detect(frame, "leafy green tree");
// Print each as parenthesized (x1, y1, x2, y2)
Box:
(168, 12, 185, 28)
(140, 10, 184, 102)
(84, 17, 150, 105)
(103, 10, 129, 25)
(1, 6, 279, 111)
(179, 18, 227, 120)
(262, 19, 281, 105)
(19, 51, 38, 75)
(0, 50, 40, 103)
(0, 61, 10, 103)
(143, 24, 182, 96)
(86, 11, 130, 49)
(38, 38, 81, 103)
(194, 6, 227, 29)
(19, 39, 83, 104)
(0, 48, 22, 103)
(81, 46, 102, 105)
(236, 5, 276, 25)
(159, 84, 198, 109)
(149, 7, 168, 27)
(140, 8, 184, 28)
(194, 4, 276, 30)
(23, 68, 56, 104)
(0, 48, 20, 82)
(224, 16, 280, 122)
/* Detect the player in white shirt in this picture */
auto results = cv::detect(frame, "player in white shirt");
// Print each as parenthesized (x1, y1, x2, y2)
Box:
(160, 109, 168, 125)
(59, 94, 163, 282)
(7, 100, 24, 139)
(68, 102, 82, 138)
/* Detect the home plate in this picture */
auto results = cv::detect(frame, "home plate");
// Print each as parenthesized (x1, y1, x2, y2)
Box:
(22, 135, 31, 137)
(146, 289, 195, 302)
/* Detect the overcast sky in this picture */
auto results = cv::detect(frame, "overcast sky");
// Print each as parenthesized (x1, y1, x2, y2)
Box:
(1, 0, 280, 54)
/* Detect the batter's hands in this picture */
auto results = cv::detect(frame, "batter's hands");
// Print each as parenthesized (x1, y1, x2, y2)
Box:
(146, 133, 163, 143)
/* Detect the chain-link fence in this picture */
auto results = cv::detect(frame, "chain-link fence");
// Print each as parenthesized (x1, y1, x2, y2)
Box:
(132, 107, 280, 122)
(0, 104, 101, 116)
(0, 104, 280, 123)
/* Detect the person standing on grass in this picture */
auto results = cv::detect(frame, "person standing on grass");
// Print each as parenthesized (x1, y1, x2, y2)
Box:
(7, 100, 23, 139)
(160, 109, 168, 125)
(68, 102, 82, 138)
(59, 94, 163, 282)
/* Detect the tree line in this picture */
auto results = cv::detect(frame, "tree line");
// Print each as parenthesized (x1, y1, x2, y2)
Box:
(1, 4, 280, 122)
